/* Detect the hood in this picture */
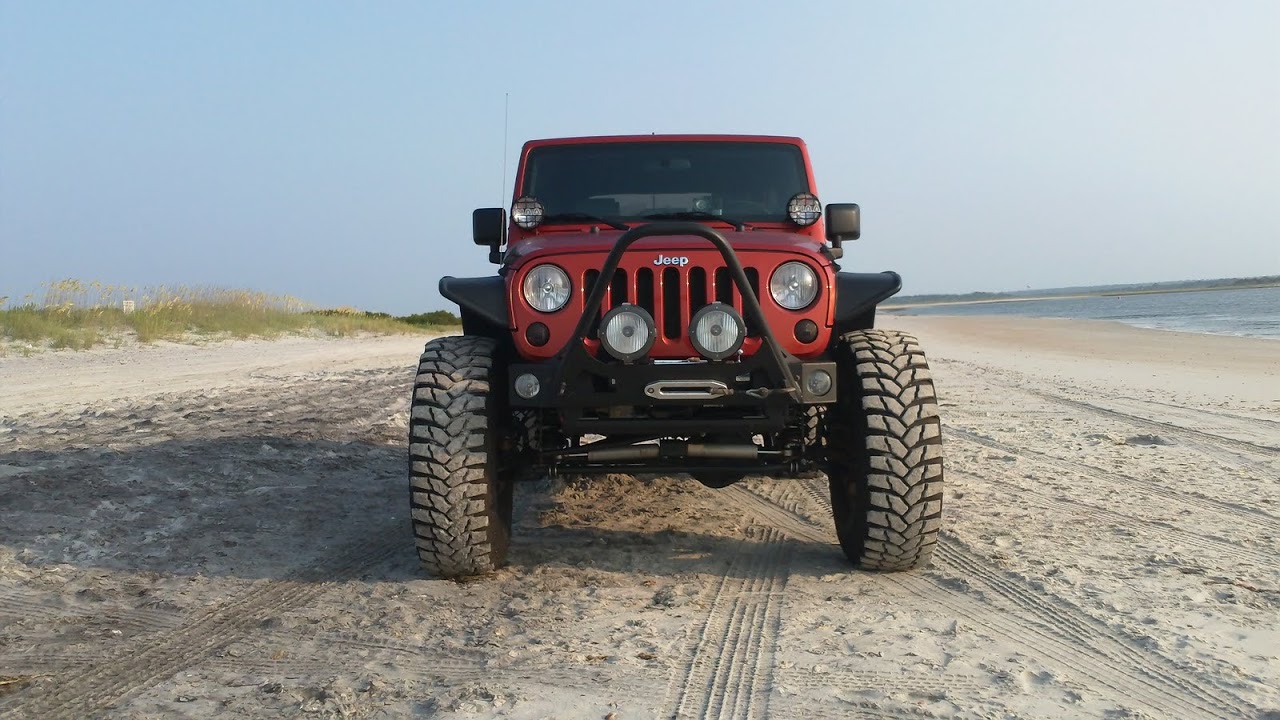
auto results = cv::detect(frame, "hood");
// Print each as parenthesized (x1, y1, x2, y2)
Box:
(503, 228, 829, 269)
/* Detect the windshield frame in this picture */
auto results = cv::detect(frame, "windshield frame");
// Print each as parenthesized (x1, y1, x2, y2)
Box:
(514, 138, 814, 229)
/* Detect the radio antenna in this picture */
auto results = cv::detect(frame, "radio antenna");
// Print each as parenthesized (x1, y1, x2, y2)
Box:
(500, 93, 509, 206)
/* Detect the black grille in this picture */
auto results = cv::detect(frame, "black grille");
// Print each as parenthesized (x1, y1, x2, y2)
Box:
(584, 266, 761, 340)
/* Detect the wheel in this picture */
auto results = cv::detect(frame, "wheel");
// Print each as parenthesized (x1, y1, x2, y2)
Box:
(408, 336, 514, 578)
(825, 330, 943, 571)
(802, 405, 825, 447)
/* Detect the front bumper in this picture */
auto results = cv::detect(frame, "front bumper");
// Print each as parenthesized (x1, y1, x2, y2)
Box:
(509, 356, 836, 435)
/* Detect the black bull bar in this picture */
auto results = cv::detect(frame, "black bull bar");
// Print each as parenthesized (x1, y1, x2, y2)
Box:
(509, 222, 836, 436)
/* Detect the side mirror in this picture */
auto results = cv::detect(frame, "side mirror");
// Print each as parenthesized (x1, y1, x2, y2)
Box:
(824, 203, 860, 259)
(472, 208, 507, 264)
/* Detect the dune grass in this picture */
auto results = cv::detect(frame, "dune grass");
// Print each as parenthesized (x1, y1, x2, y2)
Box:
(0, 280, 456, 352)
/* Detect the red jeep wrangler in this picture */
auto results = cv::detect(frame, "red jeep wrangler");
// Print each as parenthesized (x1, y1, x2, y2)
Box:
(410, 135, 943, 577)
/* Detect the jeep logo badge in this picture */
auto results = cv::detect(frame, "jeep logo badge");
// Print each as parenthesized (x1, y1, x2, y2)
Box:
(654, 254, 690, 267)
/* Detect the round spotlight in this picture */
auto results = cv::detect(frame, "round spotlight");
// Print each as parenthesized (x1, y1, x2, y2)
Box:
(770, 261, 818, 310)
(522, 264, 571, 313)
(599, 304, 656, 362)
(787, 192, 822, 226)
(525, 322, 550, 347)
(514, 373, 541, 399)
(512, 196, 545, 229)
(806, 369, 833, 397)
(690, 302, 745, 361)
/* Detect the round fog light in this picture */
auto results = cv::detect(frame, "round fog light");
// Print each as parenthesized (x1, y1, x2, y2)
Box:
(526, 322, 550, 347)
(514, 373, 541, 399)
(806, 369, 833, 397)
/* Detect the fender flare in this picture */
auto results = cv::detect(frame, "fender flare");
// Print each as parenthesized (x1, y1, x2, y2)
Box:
(834, 271, 902, 328)
(438, 276, 509, 331)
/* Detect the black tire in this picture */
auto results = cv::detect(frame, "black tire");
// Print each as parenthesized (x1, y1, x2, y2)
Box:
(408, 336, 513, 578)
(825, 330, 943, 571)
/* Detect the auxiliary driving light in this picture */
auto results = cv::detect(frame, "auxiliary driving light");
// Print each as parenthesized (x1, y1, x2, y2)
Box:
(690, 302, 745, 361)
(514, 373, 541, 399)
(599, 304, 656, 362)
(787, 192, 822, 226)
(770, 261, 818, 310)
(512, 196, 545, 229)
(522, 264, 571, 313)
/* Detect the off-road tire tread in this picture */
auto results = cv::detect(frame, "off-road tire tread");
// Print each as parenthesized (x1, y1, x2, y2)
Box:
(828, 330, 944, 571)
(408, 336, 511, 578)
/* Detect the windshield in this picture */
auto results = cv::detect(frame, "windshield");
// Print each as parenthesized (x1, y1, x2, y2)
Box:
(520, 141, 810, 224)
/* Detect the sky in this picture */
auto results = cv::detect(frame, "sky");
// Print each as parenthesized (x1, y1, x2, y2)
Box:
(2, 1, 1278, 314)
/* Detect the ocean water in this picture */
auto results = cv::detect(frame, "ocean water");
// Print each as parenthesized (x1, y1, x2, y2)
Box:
(888, 286, 1280, 340)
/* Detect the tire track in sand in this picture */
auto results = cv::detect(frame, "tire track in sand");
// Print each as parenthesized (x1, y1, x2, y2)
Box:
(734, 480, 1252, 719)
(0, 523, 402, 720)
(659, 522, 791, 720)
(1024, 390, 1279, 472)
(922, 537, 1249, 718)
(937, 359, 1277, 471)
(946, 425, 1280, 534)
(1101, 395, 1280, 436)
(946, 465, 1275, 567)
(0, 589, 184, 638)
(721, 486, 960, 720)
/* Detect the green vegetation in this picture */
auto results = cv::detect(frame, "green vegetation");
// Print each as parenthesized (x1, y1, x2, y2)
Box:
(0, 280, 460, 352)
(398, 310, 463, 327)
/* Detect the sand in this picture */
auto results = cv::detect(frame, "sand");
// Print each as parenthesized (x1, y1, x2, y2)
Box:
(0, 320, 1277, 719)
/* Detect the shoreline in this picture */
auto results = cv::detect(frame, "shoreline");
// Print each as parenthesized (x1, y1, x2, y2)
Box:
(882, 309, 1280, 342)
(882, 281, 1280, 310)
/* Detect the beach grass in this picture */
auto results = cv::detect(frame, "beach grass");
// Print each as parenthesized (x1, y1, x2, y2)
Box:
(0, 280, 456, 352)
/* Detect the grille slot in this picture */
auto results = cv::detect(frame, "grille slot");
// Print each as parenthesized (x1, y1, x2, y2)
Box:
(661, 267, 681, 339)
(715, 268, 733, 304)
(581, 264, 763, 345)
(689, 268, 708, 320)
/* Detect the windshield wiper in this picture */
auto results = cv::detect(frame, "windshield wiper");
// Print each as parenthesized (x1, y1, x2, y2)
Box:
(541, 212, 630, 232)
(639, 211, 752, 231)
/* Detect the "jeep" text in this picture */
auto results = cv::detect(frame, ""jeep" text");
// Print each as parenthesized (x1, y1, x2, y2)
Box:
(654, 255, 690, 266)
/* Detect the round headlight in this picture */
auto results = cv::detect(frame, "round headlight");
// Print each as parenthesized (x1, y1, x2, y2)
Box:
(600, 305, 655, 362)
(512, 196, 544, 229)
(522, 264, 571, 313)
(787, 192, 822, 226)
(690, 302, 745, 361)
(770, 261, 818, 310)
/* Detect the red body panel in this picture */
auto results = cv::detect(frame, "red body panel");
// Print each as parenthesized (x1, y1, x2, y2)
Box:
(504, 135, 833, 362)
(507, 231, 835, 361)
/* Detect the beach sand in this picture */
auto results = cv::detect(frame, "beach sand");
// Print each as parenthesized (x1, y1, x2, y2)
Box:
(0, 319, 1277, 718)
